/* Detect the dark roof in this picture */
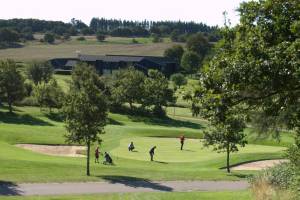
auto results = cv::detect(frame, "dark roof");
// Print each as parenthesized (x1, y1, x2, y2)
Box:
(78, 54, 175, 64)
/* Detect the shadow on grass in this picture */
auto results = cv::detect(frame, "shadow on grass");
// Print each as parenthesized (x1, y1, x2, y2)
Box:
(99, 176, 173, 191)
(128, 115, 204, 130)
(45, 112, 64, 122)
(226, 173, 253, 179)
(107, 117, 124, 126)
(0, 181, 22, 196)
(0, 112, 52, 126)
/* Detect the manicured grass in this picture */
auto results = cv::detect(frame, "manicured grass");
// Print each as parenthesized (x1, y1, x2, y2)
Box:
(0, 191, 253, 200)
(111, 137, 285, 163)
(0, 106, 288, 183)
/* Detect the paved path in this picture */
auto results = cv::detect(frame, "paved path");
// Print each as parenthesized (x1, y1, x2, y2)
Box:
(0, 180, 249, 196)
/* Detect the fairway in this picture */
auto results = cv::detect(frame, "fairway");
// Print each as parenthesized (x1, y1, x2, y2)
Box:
(111, 137, 286, 163)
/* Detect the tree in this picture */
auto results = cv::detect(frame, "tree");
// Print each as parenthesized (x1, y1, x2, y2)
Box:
(63, 63, 108, 176)
(203, 114, 246, 173)
(110, 67, 145, 109)
(164, 45, 184, 65)
(0, 28, 20, 43)
(187, 0, 300, 171)
(143, 70, 175, 116)
(0, 60, 25, 113)
(181, 51, 201, 74)
(26, 61, 54, 85)
(34, 79, 64, 112)
(96, 33, 106, 41)
(43, 32, 55, 44)
(170, 73, 187, 89)
(170, 29, 180, 42)
(186, 33, 210, 57)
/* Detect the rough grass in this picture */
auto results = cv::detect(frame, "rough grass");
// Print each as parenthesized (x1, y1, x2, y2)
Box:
(0, 36, 179, 61)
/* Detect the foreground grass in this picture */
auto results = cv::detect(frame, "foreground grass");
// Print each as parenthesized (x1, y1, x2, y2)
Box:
(0, 191, 252, 200)
(0, 106, 289, 183)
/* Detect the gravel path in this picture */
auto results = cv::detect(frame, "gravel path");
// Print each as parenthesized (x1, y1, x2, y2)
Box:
(0, 180, 249, 196)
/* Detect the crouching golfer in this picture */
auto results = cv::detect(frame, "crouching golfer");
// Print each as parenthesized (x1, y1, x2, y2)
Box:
(149, 146, 156, 161)
(103, 152, 113, 165)
(128, 142, 135, 151)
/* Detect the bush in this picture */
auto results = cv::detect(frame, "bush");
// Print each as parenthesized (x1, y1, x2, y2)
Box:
(96, 33, 106, 41)
(43, 32, 55, 44)
(131, 38, 139, 44)
(152, 34, 162, 43)
(77, 36, 86, 41)
(16, 96, 38, 106)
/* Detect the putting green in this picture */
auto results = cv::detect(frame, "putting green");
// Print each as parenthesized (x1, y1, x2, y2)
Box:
(110, 137, 286, 163)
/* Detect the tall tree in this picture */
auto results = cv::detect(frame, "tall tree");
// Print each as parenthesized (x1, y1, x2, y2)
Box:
(0, 60, 25, 113)
(110, 67, 145, 109)
(63, 63, 108, 176)
(143, 70, 175, 116)
(186, 33, 210, 58)
(181, 51, 201, 74)
(26, 61, 54, 85)
(34, 79, 64, 112)
(164, 45, 184, 65)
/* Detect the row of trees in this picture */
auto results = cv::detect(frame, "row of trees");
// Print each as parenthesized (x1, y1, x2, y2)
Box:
(0, 18, 220, 44)
(108, 67, 175, 116)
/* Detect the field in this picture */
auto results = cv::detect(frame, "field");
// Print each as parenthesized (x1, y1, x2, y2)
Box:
(0, 36, 178, 61)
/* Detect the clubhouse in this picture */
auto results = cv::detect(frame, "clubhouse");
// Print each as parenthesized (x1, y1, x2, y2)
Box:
(50, 54, 178, 76)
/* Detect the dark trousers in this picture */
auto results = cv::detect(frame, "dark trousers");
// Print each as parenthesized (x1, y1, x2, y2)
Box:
(150, 153, 154, 161)
(180, 142, 184, 150)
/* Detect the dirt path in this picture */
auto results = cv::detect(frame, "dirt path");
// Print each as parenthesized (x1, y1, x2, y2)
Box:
(0, 180, 249, 196)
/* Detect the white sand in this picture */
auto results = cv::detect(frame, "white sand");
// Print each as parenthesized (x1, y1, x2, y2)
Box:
(231, 159, 289, 171)
(16, 144, 86, 157)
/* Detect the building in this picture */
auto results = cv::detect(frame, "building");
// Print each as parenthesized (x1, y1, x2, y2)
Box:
(50, 54, 178, 76)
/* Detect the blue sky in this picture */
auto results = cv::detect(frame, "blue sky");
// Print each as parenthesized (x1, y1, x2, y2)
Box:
(0, 0, 248, 26)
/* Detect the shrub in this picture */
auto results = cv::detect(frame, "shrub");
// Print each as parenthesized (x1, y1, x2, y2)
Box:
(131, 38, 139, 44)
(77, 36, 86, 41)
(96, 33, 106, 41)
(43, 32, 55, 44)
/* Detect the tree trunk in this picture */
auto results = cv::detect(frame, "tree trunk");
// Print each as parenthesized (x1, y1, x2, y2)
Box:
(86, 140, 91, 176)
(226, 143, 231, 173)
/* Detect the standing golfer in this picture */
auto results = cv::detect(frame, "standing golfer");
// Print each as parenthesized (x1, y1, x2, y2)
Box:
(180, 135, 185, 150)
(95, 146, 100, 163)
(149, 146, 156, 161)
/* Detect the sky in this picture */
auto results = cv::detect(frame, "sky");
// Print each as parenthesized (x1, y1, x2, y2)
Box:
(0, 0, 247, 26)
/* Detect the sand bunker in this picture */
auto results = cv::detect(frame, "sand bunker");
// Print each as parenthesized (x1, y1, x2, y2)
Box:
(16, 144, 86, 157)
(231, 159, 289, 171)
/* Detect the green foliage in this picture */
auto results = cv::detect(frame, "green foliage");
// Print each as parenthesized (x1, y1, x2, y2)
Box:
(203, 114, 247, 173)
(0, 28, 20, 43)
(181, 51, 201, 74)
(26, 61, 54, 85)
(34, 79, 64, 111)
(164, 45, 184, 64)
(96, 32, 106, 41)
(186, 33, 210, 58)
(0, 60, 25, 113)
(63, 63, 108, 176)
(170, 73, 187, 89)
(170, 29, 180, 42)
(152, 34, 162, 43)
(143, 70, 175, 116)
(77, 36, 86, 41)
(131, 38, 139, 44)
(43, 32, 55, 44)
(110, 67, 146, 109)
